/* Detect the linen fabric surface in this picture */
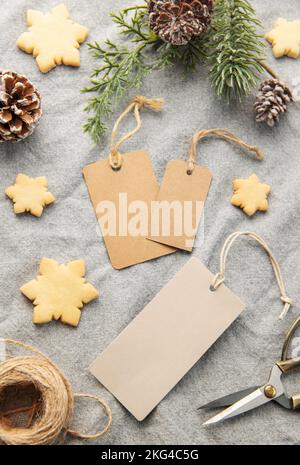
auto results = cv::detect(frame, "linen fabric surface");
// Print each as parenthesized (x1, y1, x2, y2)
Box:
(1, 0, 300, 445)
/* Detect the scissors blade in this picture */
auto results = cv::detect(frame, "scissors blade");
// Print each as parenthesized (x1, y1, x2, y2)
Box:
(199, 386, 259, 410)
(274, 394, 292, 409)
(203, 388, 271, 426)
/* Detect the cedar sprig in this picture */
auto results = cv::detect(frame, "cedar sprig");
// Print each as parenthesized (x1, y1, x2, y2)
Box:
(111, 5, 151, 41)
(82, 4, 158, 143)
(82, 2, 208, 143)
(157, 36, 209, 70)
(209, 0, 266, 100)
(83, 40, 152, 144)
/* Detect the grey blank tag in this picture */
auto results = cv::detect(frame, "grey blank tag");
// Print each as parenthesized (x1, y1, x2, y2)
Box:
(90, 258, 244, 421)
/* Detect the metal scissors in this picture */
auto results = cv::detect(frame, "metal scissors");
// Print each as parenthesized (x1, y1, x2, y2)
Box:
(200, 316, 300, 425)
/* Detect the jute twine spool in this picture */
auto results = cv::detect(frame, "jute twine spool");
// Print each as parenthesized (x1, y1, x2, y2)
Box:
(0, 339, 112, 445)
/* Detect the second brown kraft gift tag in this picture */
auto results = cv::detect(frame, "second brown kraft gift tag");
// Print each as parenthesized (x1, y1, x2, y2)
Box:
(148, 129, 264, 252)
(83, 97, 175, 269)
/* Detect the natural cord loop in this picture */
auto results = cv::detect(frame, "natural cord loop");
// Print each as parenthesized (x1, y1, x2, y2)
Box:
(109, 96, 164, 170)
(187, 128, 264, 175)
(0, 339, 112, 445)
(210, 231, 292, 320)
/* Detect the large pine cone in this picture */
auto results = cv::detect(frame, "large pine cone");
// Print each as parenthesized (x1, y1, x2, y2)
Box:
(0, 70, 42, 142)
(254, 78, 293, 127)
(149, 0, 213, 46)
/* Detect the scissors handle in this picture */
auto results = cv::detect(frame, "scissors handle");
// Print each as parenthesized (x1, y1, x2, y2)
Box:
(276, 359, 300, 409)
(277, 316, 300, 409)
(277, 357, 300, 373)
(281, 316, 300, 362)
(291, 394, 300, 410)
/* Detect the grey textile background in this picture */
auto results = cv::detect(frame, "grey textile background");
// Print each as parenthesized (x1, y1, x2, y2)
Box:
(1, 0, 300, 445)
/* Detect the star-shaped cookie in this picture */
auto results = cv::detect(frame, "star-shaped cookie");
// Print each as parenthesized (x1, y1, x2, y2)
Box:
(265, 18, 300, 58)
(231, 174, 271, 217)
(17, 3, 89, 73)
(21, 258, 99, 326)
(6, 174, 55, 217)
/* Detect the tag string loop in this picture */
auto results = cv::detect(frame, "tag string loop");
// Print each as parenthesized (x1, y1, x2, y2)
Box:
(211, 231, 292, 320)
(109, 96, 164, 170)
(187, 128, 264, 174)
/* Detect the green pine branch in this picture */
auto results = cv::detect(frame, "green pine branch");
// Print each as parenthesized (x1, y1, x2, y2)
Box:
(209, 0, 266, 100)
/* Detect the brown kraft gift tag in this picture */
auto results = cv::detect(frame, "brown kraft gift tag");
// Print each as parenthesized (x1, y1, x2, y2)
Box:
(83, 96, 175, 269)
(148, 129, 263, 252)
(148, 159, 212, 251)
(83, 150, 175, 269)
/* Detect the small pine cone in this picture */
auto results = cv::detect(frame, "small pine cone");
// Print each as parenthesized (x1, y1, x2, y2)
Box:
(149, 0, 213, 46)
(254, 78, 293, 127)
(0, 70, 42, 142)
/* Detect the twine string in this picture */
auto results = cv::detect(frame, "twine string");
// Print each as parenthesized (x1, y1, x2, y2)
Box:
(187, 128, 264, 174)
(210, 231, 292, 320)
(109, 96, 164, 169)
(0, 339, 112, 445)
(68, 393, 112, 440)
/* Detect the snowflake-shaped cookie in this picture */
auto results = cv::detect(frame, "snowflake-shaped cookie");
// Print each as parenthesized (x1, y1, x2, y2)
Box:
(21, 258, 99, 326)
(17, 3, 89, 73)
(265, 18, 300, 58)
(6, 174, 55, 217)
(231, 174, 271, 217)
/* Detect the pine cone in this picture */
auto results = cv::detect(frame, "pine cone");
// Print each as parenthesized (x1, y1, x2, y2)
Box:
(149, 0, 213, 46)
(0, 70, 42, 142)
(254, 78, 293, 127)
